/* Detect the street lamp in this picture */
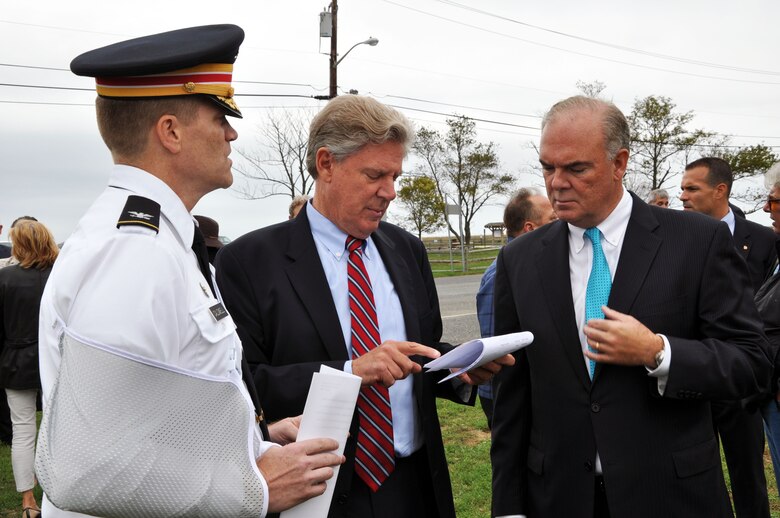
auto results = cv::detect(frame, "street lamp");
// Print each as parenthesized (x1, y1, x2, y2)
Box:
(329, 37, 378, 99)
(337, 37, 379, 66)
(320, 1, 378, 99)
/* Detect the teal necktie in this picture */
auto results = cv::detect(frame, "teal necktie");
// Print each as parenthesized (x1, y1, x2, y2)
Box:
(584, 227, 611, 379)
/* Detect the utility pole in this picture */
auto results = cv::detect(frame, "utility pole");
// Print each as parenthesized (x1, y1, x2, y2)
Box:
(328, 0, 338, 99)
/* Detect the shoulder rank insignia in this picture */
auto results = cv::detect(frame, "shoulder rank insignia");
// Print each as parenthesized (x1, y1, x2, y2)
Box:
(116, 195, 161, 233)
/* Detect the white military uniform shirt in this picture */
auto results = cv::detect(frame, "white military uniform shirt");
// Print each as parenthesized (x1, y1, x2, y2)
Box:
(38, 165, 273, 517)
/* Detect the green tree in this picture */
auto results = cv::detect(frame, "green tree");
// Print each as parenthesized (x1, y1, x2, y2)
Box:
(395, 176, 444, 239)
(627, 95, 713, 193)
(716, 144, 779, 181)
(412, 116, 515, 246)
(715, 144, 779, 212)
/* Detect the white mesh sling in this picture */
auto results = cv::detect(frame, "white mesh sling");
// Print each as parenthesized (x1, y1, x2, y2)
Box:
(35, 329, 265, 517)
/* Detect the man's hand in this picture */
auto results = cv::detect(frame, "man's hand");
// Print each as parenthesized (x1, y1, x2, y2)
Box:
(583, 306, 663, 368)
(268, 415, 301, 445)
(457, 354, 516, 385)
(258, 438, 344, 513)
(351, 340, 440, 387)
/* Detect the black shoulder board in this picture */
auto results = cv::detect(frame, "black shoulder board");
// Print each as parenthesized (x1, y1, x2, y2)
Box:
(116, 195, 161, 233)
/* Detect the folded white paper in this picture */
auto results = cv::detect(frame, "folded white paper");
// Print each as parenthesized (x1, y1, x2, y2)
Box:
(424, 332, 534, 383)
(279, 365, 361, 518)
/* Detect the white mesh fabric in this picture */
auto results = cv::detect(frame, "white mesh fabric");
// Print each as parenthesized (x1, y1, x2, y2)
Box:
(36, 332, 264, 518)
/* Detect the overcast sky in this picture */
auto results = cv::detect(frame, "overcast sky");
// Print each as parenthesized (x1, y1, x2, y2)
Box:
(1, 0, 779, 242)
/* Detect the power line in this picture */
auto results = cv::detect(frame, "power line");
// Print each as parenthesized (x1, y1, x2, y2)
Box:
(0, 100, 92, 107)
(381, 0, 780, 86)
(434, 0, 780, 77)
(1, 81, 779, 144)
(378, 93, 541, 119)
(0, 82, 91, 92)
(386, 103, 539, 130)
(0, 19, 126, 38)
(0, 63, 69, 72)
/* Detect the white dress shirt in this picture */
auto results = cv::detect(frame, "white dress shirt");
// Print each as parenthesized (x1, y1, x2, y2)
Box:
(721, 208, 736, 236)
(306, 201, 423, 457)
(39, 165, 273, 517)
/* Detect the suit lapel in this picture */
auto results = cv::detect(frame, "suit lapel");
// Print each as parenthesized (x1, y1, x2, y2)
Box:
(285, 210, 349, 361)
(536, 221, 592, 390)
(732, 217, 751, 259)
(608, 194, 661, 317)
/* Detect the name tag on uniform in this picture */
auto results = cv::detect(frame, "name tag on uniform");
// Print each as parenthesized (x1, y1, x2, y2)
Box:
(209, 302, 228, 322)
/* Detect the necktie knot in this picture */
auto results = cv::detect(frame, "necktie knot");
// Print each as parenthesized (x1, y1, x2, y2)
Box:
(346, 236, 365, 254)
(584, 227, 601, 246)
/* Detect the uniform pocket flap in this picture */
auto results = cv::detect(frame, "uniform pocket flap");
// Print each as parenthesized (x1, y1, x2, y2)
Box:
(190, 302, 236, 344)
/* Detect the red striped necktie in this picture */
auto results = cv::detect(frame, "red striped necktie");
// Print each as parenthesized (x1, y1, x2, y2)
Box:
(346, 236, 395, 491)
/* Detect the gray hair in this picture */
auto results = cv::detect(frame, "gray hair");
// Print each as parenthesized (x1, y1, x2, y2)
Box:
(541, 95, 630, 160)
(305, 95, 414, 179)
(646, 188, 669, 203)
(765, 162, 780, 190)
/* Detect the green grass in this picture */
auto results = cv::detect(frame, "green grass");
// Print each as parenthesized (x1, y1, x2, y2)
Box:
(0, 405, 778, 516)
(429, 246, 500, 276)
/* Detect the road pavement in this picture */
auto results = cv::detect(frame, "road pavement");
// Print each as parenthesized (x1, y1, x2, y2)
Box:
(434, 274, 483, 345)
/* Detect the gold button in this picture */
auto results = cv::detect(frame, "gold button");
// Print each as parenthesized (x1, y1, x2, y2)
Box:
(183, 81, 196, 93)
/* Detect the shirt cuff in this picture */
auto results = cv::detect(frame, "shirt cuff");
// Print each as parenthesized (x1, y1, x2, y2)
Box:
(646, 334, 671, 396)
(344, 360, 352, 374)
(255, 437, 278, 517)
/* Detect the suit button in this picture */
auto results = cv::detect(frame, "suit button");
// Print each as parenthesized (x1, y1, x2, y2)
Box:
(585, 460, 593, 472)
(591, 403, 601, 413)
(336, 493, 348, 505)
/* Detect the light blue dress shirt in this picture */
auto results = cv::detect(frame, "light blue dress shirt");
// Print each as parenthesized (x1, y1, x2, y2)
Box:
(306, 202, 423, 457)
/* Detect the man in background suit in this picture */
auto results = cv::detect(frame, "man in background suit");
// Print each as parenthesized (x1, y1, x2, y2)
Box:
(476, 188, 555, 428)
(680, 157, 777, 292)
(680, 156, 777, 518)
(217, 95, 512, 518)
(490, 96, 771, 518)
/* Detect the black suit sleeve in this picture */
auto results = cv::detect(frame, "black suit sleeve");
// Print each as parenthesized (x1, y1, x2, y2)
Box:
(490, 248, 529, 516)
(665, 223, 773, 401)
(216, 243, 344, 420)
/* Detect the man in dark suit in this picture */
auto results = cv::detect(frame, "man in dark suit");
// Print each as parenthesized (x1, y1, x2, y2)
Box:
(680, 156, 777, 518)
(681, 157, 777, 292)
(217, 94, 512, 518)
(490, 96, 772, 518)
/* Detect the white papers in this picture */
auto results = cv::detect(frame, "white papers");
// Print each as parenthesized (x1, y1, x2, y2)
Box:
(424, 332, 534, 383)
(279, 365, 361, 518)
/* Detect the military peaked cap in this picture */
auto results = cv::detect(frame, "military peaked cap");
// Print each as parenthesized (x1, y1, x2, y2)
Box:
(70, 24, 245, 117)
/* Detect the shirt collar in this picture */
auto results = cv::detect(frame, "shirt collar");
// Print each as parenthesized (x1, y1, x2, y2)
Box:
(569, 188, 633, 252)
(306, 200, 375, 261)
(108, 164, 195, 248)
(721, 208, 736, 235)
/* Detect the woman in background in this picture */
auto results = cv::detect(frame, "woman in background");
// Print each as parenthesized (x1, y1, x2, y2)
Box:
(0, 220, 59, 518)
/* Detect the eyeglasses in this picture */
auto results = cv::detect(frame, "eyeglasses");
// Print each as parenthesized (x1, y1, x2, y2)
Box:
(767, 197, 780, 211)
